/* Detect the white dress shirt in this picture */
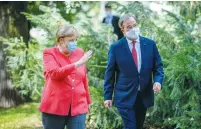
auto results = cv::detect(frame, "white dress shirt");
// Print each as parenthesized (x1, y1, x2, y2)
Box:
(126, 37, 141, 73)
(105, 16, 113, 24)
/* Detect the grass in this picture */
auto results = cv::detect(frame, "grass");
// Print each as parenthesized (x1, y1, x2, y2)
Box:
(0, 103, 43, 129)
(0, 102, 167, 129)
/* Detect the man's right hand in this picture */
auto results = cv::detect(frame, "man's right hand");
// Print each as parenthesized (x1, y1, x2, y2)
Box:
(104, 100, 112, 109)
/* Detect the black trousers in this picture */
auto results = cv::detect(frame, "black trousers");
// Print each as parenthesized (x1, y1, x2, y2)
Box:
(117, 92, 147, 129)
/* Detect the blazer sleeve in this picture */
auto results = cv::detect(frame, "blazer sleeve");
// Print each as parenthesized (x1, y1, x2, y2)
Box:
(43, 49, 76, 80)
(153, 42, 164, 85)
(104, 44, 116, 100)
(83, 66, 92, 104)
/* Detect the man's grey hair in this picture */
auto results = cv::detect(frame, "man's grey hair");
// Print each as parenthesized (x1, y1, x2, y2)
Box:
(118, 14, 136, 28)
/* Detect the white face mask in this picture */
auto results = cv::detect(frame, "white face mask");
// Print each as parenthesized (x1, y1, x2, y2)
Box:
(125, 27, 140, 40)
(106, 11, 112, 17)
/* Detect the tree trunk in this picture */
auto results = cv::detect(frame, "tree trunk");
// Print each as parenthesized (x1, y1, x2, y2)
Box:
(0, 1, 30, 107)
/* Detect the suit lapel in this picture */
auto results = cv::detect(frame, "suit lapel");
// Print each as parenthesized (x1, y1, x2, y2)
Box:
(122, 37, 138, 71)
(139, 36, 146, 74)
(111, 16, 115, 25)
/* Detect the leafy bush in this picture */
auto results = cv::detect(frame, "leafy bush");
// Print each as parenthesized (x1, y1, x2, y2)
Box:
(86, 87, 123, 129)
(0, 37, 44, 101)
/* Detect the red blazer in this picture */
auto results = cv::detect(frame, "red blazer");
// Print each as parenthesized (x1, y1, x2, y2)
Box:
(39, 47, 91, 116)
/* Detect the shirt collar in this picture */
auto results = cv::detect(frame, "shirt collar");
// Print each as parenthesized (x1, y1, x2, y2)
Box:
(126, 36, 140, 45)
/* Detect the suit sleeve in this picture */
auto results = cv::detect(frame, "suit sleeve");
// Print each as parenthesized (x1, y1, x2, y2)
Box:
(83, 66, 92, 104)
(102, 18, 106, 23)
(104, 44, 116, 100)
(153, 42, 164, 85)
(43, 50, 76, 80)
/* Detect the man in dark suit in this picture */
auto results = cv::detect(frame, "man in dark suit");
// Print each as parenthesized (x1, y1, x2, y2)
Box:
(102, 4, 124, 40)
(104, 14, 164, 129)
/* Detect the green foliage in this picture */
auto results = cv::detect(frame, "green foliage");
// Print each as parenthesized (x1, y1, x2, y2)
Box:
(86, 87, 123, 129)
(157, 2, 201, 128)
(78, 22, 116, 84)
(23, 5, 68, 39)
(0, 37, 44, 101)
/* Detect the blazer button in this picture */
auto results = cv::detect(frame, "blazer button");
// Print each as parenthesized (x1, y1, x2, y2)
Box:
(72, 87, 74, 90)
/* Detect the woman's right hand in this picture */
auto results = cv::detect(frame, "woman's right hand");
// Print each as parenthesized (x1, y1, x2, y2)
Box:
(75, 50, 93, 67)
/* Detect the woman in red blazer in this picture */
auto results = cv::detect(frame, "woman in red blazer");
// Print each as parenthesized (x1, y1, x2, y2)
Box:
(39, 24, 93, 129)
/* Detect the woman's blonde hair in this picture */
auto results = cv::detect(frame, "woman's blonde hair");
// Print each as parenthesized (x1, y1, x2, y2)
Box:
(56, 24, 79, 42)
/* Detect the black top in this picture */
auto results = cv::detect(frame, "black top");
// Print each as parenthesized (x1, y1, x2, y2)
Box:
(103, 15, 124, 40)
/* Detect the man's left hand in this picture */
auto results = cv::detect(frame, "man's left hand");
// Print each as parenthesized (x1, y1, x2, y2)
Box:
(153, 82, 161, 94)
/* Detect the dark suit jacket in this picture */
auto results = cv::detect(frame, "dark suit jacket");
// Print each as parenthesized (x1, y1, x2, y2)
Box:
(103, 15, 124, 40)
(104, 36, 164, 108)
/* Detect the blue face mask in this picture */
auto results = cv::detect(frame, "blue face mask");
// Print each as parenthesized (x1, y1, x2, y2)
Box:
(67, 41, 77, 52)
